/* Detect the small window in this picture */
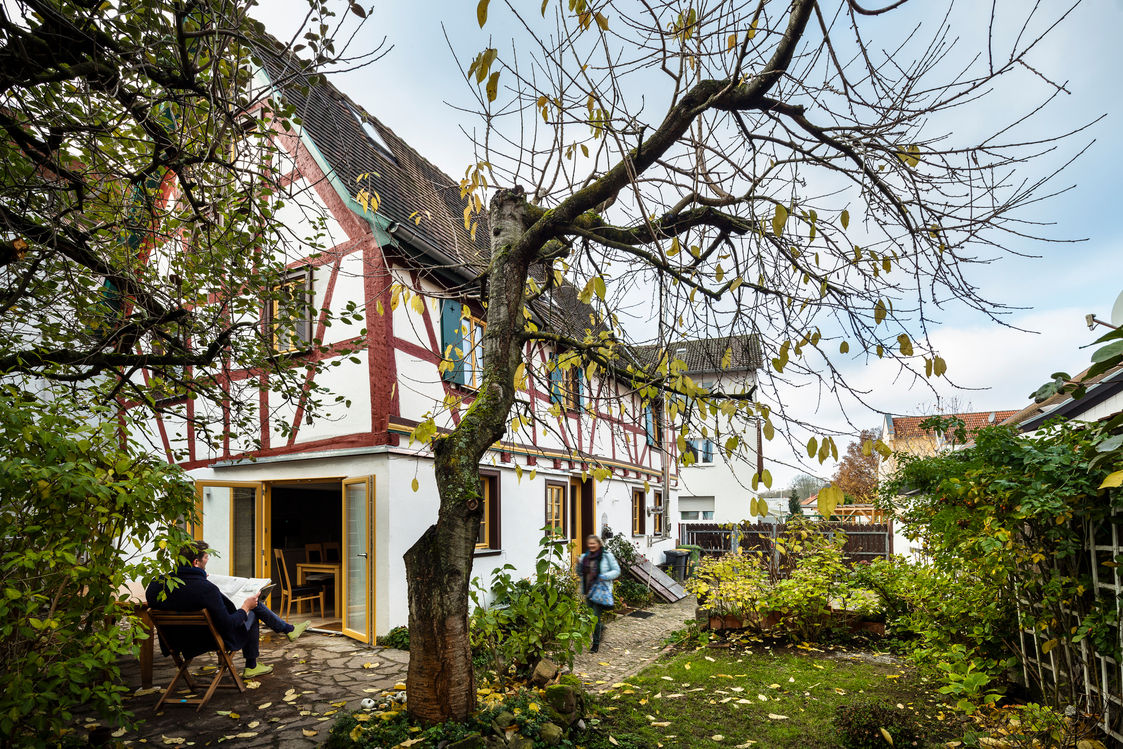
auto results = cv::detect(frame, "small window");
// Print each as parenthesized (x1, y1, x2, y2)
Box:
(440, 300, 485, 389)
(269, 270, 312, 353)
(549, 354, 584, 411)
(461, 313, 486, 389)
(644, 405, 663, 447)
(476, 473, 500, 551)
(631, 488, 646, 535)
(652, 490, 665, 536)
(545, 483, 566, 535)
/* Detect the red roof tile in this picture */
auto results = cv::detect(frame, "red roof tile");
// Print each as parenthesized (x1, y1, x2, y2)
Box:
(887, 410, 1019, 441)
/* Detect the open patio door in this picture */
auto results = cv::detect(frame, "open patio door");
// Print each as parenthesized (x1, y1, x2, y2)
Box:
(341, 476, 374, 643)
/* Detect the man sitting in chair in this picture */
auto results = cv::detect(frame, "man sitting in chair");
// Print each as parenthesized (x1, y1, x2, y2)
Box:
(146, 540, 310, 678)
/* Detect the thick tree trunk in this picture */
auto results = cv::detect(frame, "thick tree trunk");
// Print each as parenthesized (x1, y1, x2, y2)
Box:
(405, 188, 535, 724)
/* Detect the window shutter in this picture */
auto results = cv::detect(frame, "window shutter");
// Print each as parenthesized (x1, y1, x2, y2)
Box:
(575, 367, 585, 411)
(549, 356, 564, 404)
(645, 406, 655, 446)
(299, 271, 313, 346)
(702, 439, 714, 463)
(440, 299, 466, 385)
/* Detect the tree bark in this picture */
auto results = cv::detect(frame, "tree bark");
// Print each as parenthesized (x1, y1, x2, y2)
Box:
(404, 187, 536, 724)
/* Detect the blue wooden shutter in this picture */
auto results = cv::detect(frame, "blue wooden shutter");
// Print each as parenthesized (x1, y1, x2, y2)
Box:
(440, 299, 466, 385)
(575, 367, 585, 411)
(549, 356, 564, 404)
(645, 406, 655, 446)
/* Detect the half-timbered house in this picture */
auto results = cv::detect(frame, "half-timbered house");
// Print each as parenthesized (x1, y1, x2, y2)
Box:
(135, 54, 683, 642)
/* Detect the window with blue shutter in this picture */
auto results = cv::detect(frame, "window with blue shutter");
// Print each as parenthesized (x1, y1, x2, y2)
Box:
(574, 366, 584, 411)
(702, 439, 714, 463)
(549, 356, 564, 404)
(440, 299, 466, 385)
(645, 406, 655, 446)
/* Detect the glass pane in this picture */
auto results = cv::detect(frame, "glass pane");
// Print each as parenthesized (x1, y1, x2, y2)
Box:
(345, 482, 367, 635)
(232, 487, 255, 577)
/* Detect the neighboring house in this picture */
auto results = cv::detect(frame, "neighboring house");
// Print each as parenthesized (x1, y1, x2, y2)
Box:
(879, 410, 1018, 557)
(1002, 362, 1123, 432)
(129, 51, 710, 643)
(652, 335, 766, 526)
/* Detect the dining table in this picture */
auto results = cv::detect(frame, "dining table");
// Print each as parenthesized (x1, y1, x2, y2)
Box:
(295, 562, 342, 619)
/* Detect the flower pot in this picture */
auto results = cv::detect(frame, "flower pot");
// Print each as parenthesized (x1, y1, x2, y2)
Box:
(723, 614, 743, 630)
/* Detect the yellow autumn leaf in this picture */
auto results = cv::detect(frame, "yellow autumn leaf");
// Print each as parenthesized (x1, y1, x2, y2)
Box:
(1100, 470, 1123, 489)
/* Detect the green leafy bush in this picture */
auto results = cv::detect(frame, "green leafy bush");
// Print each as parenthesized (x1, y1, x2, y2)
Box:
(470, 531, 595, 682)
(833, 698, 920, 748)
(0, 390, 198, 743)
(764, 517, 850, 640)
(614, 578, 654, 608)
(685, 550, 770, 622)
(375, 625, 410, 651)
(850, 557, 1016, 711)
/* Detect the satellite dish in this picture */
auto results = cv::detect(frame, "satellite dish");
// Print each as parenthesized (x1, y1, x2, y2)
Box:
(1112, 289, 1123, 328)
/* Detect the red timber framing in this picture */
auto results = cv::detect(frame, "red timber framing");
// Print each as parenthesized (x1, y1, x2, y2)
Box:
(129, 108, 661, 481)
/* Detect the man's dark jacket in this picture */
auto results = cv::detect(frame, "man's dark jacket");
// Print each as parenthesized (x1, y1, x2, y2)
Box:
(145, 566, 250, 659)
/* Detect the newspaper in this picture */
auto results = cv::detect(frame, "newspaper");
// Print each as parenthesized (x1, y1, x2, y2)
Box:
(207, 574, 273, 603)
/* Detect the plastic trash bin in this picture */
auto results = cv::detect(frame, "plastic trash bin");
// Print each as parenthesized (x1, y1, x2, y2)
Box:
(663, 549, 690, 581)
(676, 545, 703, 577)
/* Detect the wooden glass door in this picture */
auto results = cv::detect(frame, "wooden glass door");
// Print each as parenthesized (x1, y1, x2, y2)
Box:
(341, 476, 374, 643)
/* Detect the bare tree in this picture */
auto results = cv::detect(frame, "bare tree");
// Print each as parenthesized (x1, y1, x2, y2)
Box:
(395, 0, 1086, 722)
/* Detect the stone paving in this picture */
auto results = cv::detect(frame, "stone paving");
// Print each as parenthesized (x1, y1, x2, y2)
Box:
(569, 596, 697, 692)
(80, 599, 695, 746)
(101, 630, 408, 747)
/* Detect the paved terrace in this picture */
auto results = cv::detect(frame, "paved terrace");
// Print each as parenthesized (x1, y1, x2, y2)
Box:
(82, 598, 695, 746)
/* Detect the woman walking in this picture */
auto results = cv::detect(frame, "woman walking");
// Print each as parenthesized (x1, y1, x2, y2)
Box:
(577, 534, 621, 652)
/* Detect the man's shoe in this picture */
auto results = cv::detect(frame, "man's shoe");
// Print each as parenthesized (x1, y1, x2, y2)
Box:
(288, 621, 310, 642)
(589, 643, 599, 653)
(243, 663, 273, 678)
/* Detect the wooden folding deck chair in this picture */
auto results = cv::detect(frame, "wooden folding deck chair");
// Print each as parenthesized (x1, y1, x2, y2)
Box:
(147, 609, 246, 712)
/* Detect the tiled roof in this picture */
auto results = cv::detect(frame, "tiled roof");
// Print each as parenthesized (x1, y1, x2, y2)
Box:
(1000, 362, 1123, 429)
(886, 410, 1019, 441)
(257, 48, 490, 275)
(634, 334, 763, 375)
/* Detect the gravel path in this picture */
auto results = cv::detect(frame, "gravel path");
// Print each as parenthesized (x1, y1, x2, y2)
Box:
(569, 596, 697, 692)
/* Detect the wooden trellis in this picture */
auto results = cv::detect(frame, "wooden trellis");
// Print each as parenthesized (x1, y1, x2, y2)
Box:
(1017, 511, 1123, 741)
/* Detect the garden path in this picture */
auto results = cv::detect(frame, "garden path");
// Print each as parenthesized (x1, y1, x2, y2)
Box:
(99, 629, 408, 748)
(569, 596, 697, 691)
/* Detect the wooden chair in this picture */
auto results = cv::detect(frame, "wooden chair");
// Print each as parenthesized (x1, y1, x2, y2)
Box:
(147, 609, 245, 712)
(273, 548, 325, 620)
(304, 542, 324, 563)
(322, 541, 341, 563)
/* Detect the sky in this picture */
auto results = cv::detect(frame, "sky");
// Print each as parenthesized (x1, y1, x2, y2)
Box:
(260, 0, 1122, 487)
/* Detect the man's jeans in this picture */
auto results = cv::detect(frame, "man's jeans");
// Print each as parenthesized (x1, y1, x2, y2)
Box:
(240, 604, 293, 664)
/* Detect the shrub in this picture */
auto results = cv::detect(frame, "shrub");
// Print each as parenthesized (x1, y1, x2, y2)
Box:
(850, 557, 1016, 711)
(470, 531, 595, 682)
(685, 550, 769, 623)
(604, 529, 641, 570)
(375, 625, 410, 651)
(0, 390, 198, 743)
(614, 578, 654, 609)
(764, 517, 850, 641)
(833, 698, 920, 748)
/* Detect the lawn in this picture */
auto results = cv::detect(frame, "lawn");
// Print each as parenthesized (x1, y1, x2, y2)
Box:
(584, 644, 956, 748)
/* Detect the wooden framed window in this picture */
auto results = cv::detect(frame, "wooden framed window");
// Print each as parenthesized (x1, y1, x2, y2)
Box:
(462, 313, 486, 389)
(476, 473, 500, 551)
(545, 482, 566, 535)
(440, 299, 486, 389)
(549, 354, 584, 411)
(631, 488, 646, 535)
(644, 404, 663, 447)
(685, 439, 715, 464)
(652, 490, 665, 536)
(269, 269, 312, 353)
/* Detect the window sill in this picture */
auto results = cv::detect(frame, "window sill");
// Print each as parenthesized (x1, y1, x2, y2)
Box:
(473, 548, 503, 558)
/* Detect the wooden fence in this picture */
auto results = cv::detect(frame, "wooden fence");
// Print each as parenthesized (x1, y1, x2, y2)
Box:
(679, 520, 892, 568)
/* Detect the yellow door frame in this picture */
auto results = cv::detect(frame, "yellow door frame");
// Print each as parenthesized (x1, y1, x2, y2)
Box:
(341, 475, 375, 644)
(193, 480, 265, 578)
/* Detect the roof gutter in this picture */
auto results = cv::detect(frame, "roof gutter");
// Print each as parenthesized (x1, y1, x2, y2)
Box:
(385, 220, 479, 288)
